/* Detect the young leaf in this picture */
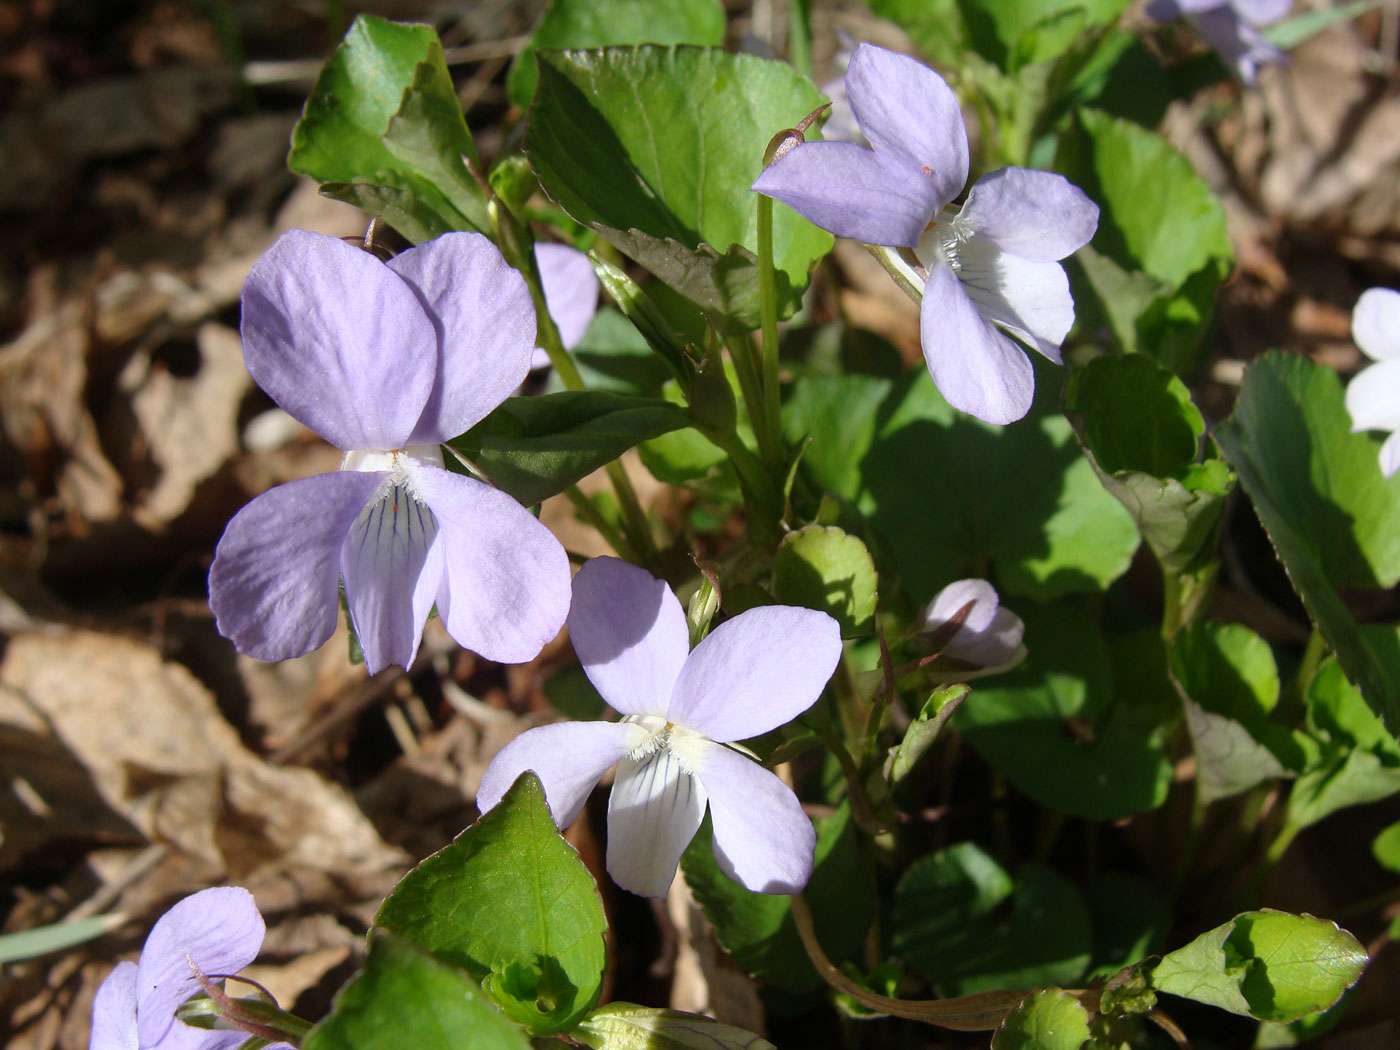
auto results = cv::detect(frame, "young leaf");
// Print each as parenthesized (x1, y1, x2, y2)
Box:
(449, 391, 689, 506)
(772, 525, 878, 637)
(526, 46, 833, 330)
(991, 989, 1091, 1050)
(576, 1003, 775, 1050)
(891, 843, 1092, 995)
(508, 0, 725, 106)
(680, 805, 870, 994)
(1151, 910, 1367, 1024)
(303, 931, 531, 1050)
(1215, 352, 1400, 731)
(374, 772, 607, 1035)
(289, 15, 489, 241)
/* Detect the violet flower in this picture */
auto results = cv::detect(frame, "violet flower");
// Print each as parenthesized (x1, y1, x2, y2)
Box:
(1345, 287, 1400, 478)
(209, 230, 571, 674)
(919, 578, 1026, 678)
(1147, 0, 1289, 83)
(535, 242, 600, 367)
(477, 557, 842, 898)
(90, 887, 286, 1050)
(752, 43, 1099, 425)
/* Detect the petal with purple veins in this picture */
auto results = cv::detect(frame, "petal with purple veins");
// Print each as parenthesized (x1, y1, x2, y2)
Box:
(753, 140, 941, 248)
(669, 605, 840, 742)
(606, 749, 708, 898)
(477, 720, 637, 828)
(240, 230, 437, 451)
(387, 232, 536, 443)
(135, 888, 265, 1050)
(697, 741, 815, 894)
(958, 168, 1099, 262)
(209, 470, 385, 663)
(567, 557, 690, 719)
(339, 479, 442, 674)
(536, 242, 600, 351)
(955, 243, 1076, 362)
(845, 44, 968, 209)
(919, 262, 1035, 425)
(409, 466, 571, 665)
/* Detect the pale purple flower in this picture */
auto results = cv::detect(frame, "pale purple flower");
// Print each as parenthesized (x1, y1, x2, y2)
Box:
(90, 887, 285, 1050)
(477, 557, 842, 898)
(1148, 0, 1290, 83)
(533, 242, 600, 370)
(752, 44, 1099, 425)
(920, 578, 1026, 677)
(1345, 288, 1400, 478)
(209, 230, 571, 674)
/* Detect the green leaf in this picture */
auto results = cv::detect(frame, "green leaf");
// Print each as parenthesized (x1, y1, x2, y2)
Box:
(1215, 353, 1400, 731)
(0, 914, 125, 964)
(526, 47, 833, 330)
(1372, 821, 1400, 874)
(374, 772, 607, 1034)
(1058, 109, 1232, 372)
(1286, 658, 1400, 830)
(304, 931, 532, 1050)
(772, 526, 878, 636)
(892, 843, 1092, 995)
(449, 391, 689, 506)
(289, 15, 489, 240)
(992, 988, 1091, 1050)
(680, 805, 870, 994)
(508, 0, 725, 107)
(793, 365, 1138, 604)
(1151, 910, 1368, 1024)
(576, 1003, 774, 1050)
(954, 610, 1174, 820)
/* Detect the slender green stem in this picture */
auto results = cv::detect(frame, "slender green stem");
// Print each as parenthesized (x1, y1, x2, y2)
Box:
(1169, 788, 1207, 903)
(755, 193, 785, 474)
(705, 423, 781, 547)
(787, 0, 812, 75)
(724, 333, 771, 462)
(1161, 570, 1183, 640)
(564, 486, 638, 562)
(819, 723, 887, 836)
(604, 461, 655, 559)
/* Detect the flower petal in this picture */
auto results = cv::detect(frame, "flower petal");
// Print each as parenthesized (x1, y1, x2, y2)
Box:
(1192, 7, 1285, 82)
(1346, 359, 1400, 433)
(409, 466, 571, 664)
(240, 229, 438, 450)
(536, 242, 600, 351)
(477, 720, 637, 828)
(753, 140, 941, 247)
(340, 479, 442, 674)
(956, 243, 1075, 362)
(923, 578, 1000, 635)
(845, 44, 968, 210)
(1353, 288, 1400, 362)
(567, 557, 690, 718)
(946, 607, 1026, 670)
(387, 232, 536, 443)
(959, 168, 1099, 262)
(1380, 430, 1400, 479)
(696, 741, 815, 894)
(210, 470, 384, 662)
(920, 262, 1035, 425)
(90, 961, 138, 1050)
(669, 606, 840, 742)
(135, 887, 265, 1049)
(606, 750, 708, 897)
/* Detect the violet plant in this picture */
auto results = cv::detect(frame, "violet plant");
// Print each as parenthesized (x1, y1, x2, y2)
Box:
(84, 2, 1400, 1050)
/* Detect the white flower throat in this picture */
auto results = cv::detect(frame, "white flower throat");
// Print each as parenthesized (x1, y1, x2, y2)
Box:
(622, 715, 710, 775)
(340, 444, 445, 561)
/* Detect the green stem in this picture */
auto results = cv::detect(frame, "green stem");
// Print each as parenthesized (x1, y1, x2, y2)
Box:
(565, 486, 638, 562)
(604, 460, 655, 560)
(755, 193, 785, 474)
(787, 0, 812, 75)
(706, 425, 781, 547)
(1161, 570, 1183, 641)
(724, 333, 772, 464)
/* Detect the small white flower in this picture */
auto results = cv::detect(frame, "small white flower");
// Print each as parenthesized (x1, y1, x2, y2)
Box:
(1344, 287, 1400, 477)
